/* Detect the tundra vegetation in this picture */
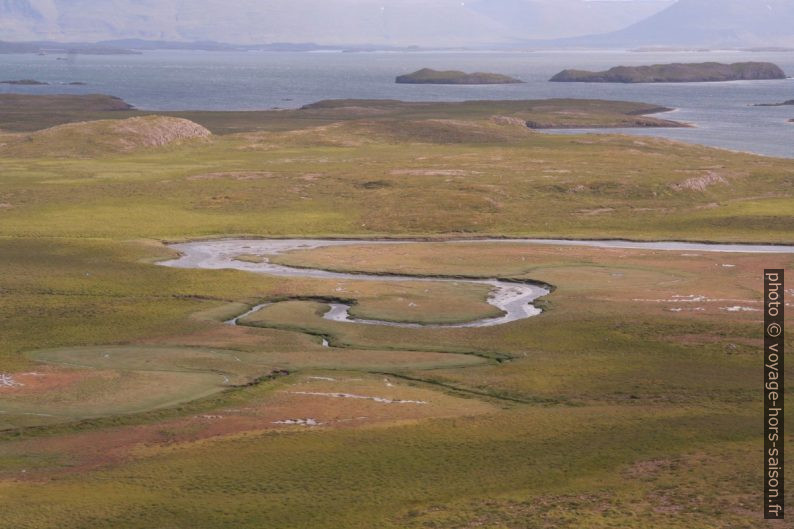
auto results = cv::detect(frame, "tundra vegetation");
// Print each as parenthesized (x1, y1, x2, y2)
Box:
(0, 94, 791, 529)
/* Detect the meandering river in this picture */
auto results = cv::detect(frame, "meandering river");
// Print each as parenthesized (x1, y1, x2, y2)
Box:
(160, 238, 794, 329)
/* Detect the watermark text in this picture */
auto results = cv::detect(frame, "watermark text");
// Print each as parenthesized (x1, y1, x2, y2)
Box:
(765, 269, 785, 519)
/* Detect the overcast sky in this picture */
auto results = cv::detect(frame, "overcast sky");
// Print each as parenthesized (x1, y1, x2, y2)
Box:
(1, 0, 679, 45)
(3, 1, 792, 48)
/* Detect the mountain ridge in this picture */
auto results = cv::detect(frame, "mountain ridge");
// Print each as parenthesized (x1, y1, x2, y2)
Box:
(0, 0, 673, 46)
(533, 0, 794, 49)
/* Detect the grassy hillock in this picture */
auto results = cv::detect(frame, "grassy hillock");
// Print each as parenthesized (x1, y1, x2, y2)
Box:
(0, 115, 211, 157)
(396, 68, 523, 84)
(551, 61, 787, 83)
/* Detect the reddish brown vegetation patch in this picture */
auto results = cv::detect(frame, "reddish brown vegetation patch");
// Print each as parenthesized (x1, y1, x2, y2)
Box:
(0, 368, 103, 396)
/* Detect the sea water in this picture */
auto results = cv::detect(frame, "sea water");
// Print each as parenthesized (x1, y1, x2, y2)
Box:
(1, 49, 792, 156)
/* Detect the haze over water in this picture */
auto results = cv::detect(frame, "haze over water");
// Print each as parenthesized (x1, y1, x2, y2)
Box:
(1, 49, 792, 157)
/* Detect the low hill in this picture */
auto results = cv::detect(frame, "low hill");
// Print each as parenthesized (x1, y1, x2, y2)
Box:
(0, 94, 135, 132)
(261, 116, 537, 148)
(0, 115, 211, 157)
(0, 93, 133, 113)
(0, 95, 687, 136)
(396, 69, 523, 85)
(551, 62, 786, 83)
(297, 99, 683, 129)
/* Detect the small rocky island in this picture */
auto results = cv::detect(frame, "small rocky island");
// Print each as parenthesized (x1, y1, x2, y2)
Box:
(755, 99, 794, 107)
(0, 79, 49, 85)
(396, 68, 523, 85)
(550, 62, 786, 83)
(0, 79, 87, 86)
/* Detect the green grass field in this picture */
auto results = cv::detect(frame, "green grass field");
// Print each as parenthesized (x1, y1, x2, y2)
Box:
(0, 95, 791, 528)
(0, 109, 791, 241)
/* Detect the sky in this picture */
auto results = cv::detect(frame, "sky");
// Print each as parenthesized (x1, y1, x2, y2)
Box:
(2, 1, 792, 48)
(1, 0, 678, 45)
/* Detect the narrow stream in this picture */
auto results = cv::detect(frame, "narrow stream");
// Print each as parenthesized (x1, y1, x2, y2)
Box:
(160, 238, 794, 328)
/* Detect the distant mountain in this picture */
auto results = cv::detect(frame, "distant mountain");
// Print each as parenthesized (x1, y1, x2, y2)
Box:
(0, 0, 51, 39)
(547, 0, 794, 48)
(0, 0, 673, 46)
(469, 0, 674, 40)
(0, 38, 141, 55)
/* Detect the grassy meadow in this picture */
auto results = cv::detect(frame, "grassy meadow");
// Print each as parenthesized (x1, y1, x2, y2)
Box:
(0, 95, 791, 241)
(0, 95, 791, 528)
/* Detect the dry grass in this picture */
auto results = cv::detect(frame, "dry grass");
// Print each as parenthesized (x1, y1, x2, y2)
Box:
(0, 115, 211, 158)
